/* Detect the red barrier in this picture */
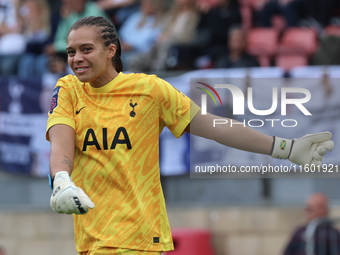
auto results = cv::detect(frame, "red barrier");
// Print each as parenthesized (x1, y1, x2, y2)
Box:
(166, 229, 214, 255)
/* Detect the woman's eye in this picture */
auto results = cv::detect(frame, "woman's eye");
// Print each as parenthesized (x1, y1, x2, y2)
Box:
(84, 48, 92, 52)
(67, 51, 75, 56)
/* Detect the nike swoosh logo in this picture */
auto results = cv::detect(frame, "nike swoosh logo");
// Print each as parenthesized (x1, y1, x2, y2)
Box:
(76, 106, 87, 115)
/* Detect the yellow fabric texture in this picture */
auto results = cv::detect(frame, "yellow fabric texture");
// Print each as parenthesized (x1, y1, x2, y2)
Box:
(46, 72, 200, 252)
(78, 247, 161, 255)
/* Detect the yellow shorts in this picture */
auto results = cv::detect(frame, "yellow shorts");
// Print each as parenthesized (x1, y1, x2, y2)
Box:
(78, 247, 162, 255)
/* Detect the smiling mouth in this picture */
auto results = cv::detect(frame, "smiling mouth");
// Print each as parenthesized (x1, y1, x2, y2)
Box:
(75, 67, 89, 73)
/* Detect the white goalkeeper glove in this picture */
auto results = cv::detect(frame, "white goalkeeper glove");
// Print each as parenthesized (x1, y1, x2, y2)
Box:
(271, 131, 334, 167)
(50, 171, 95, 215)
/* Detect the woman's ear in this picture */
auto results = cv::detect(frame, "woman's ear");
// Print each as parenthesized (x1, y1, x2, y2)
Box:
(108, 44, 117, 59)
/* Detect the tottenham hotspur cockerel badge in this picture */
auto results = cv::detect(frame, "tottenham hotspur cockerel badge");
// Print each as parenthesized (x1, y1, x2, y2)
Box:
(129, 100, 137, 117)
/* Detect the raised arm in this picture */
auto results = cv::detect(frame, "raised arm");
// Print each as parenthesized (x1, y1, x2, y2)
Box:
(49, 124, 75, 178)
(185, 112, 334, 167)
(185, 112, 273, 155)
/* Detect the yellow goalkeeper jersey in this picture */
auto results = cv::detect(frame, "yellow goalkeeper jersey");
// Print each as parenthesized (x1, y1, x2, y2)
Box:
(46, 72, 200, 252)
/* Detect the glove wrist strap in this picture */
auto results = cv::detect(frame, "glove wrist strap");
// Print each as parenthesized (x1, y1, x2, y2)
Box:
(49, 171, 71, 190)
(271, 136, 293, 160)
(48, 174, 54, 190)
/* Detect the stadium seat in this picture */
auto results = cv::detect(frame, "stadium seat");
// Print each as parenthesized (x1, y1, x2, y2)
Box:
(275, 55, 308, 71)
(324, 25, 340, 36)
(166, 229, 214, 255)
(277, 28, 318, 56)
(247, 28, 279, 66)
(255, 56, 270, 67)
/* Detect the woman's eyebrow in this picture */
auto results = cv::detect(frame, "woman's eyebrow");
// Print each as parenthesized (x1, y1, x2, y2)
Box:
(66, 43, 94, 50)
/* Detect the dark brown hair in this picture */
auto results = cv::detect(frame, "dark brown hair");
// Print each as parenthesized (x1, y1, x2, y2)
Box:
(68, 16, 123, 73)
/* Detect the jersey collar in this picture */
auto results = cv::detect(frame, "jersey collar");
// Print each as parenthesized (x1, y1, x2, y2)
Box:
(87, 72, 124, 93)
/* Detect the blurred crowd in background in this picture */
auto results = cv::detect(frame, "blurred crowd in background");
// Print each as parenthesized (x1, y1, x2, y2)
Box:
(1, 0, 340, 84)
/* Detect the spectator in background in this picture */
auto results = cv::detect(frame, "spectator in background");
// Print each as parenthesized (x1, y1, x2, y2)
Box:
(196, 0, 219, 13)
(0, 0, 26, 75)
(257, 0, 312, 28)
(41, 51, 69, 89)
(96, 0, 139, 31)
(191, 0, 242, 69)
(45, 0, 110, 55)
(257, 0, 338, 29)
(197, 0, 241, 58)
(165, 0, 242, 70)
(46, 0, 62, 46)
(215, 26, 259, 68)
(283, 193, 340, 255)
(18, 0, 51, 79)
(313, 36, 340, 66)
(119, 0, 165, 70)
(256, 0, 289, 27)
(129, 0, 199, 72)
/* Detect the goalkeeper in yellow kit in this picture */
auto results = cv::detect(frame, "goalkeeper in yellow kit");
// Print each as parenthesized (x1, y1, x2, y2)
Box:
(46, 16, 334, 255)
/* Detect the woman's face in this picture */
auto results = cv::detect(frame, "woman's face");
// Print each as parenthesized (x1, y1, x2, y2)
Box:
(66, 27, 116, 86)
